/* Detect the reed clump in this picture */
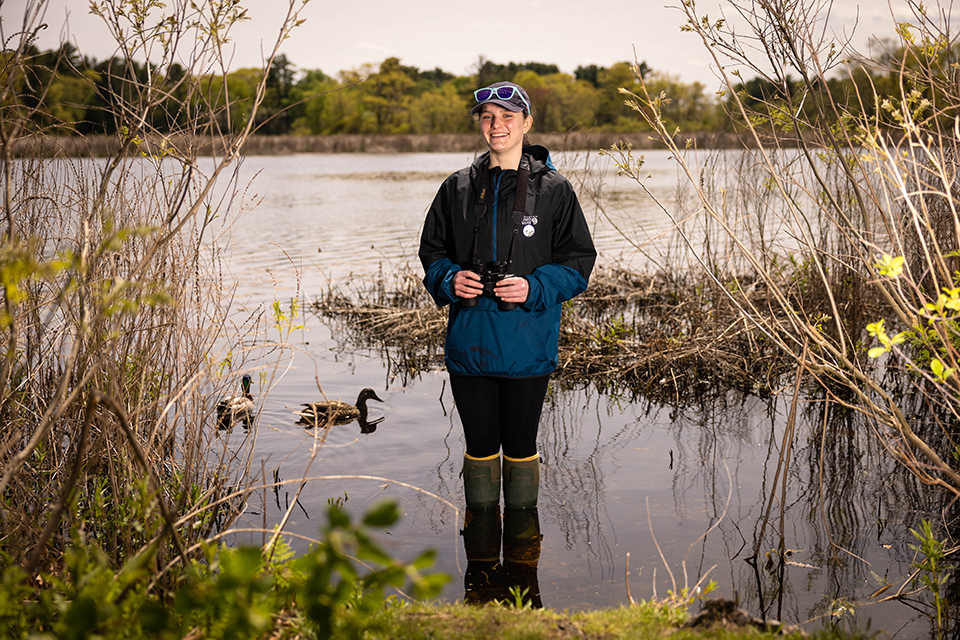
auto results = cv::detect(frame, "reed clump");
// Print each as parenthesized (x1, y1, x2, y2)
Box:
(310, 263, 825, 402)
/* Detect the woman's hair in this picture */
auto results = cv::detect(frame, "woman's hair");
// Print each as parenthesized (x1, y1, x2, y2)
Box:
(471, 105, 533, 123)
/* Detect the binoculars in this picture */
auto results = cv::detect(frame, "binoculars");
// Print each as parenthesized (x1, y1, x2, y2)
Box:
(459, 260, 518, 311)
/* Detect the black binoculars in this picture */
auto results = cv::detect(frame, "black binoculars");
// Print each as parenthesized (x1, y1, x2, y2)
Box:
(459, 260, 518, 311)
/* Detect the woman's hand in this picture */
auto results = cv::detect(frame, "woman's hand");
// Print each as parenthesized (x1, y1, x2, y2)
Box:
(454, 269, 483, 299)
(494, 276, 529, 304)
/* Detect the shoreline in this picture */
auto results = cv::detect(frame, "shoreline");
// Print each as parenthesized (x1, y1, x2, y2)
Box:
(10, 131, 748, 157)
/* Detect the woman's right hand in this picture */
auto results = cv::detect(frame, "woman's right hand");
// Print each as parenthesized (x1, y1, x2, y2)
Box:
(454, 269, 483, 299)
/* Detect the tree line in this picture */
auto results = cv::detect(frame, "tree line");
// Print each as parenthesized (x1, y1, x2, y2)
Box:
(8, 41, 949, 138)
(10, 47, 724, 136)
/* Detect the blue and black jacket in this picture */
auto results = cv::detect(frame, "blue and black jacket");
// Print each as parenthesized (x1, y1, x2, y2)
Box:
(419, 145, 597, 378)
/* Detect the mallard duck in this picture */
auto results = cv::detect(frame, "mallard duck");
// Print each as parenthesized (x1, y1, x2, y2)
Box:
(216, 374, 254, 429)
(295, 387, 383, 427)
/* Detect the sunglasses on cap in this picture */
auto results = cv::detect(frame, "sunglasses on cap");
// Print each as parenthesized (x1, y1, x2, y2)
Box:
(474, 85, 530, 112)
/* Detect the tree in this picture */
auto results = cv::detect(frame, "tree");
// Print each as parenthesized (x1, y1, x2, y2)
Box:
(596, 62, 645, 130)
(643, 71, 721, 131)
(407, 81, 471, 134)
(514, 70, 599, 133)
(259, 53, 297, 134)
(362, 57, 416, 134)
(289, 69, 337, 135)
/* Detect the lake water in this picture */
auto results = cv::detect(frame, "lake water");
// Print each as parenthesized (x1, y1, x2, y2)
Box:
(211, 150, 941, 637)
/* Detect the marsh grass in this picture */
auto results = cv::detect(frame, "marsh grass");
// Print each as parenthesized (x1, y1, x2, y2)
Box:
(309, 261, 818, 402)
(9, 130, 752, 158)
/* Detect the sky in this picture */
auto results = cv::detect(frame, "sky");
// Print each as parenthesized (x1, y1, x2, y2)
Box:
(0, 0, 942, 89)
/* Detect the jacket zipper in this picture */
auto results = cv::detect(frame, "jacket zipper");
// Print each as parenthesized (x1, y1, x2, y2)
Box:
(491, 171, 503, 261)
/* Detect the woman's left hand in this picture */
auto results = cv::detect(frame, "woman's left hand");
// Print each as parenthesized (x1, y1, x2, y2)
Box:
(494, 276, 529, 304)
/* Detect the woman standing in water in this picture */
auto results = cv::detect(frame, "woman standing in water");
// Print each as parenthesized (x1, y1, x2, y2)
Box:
(419, 81, 596, 511)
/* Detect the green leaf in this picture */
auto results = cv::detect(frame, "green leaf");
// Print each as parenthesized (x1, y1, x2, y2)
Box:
(411, 549, 437, 570)
(931, 358, 955, 382)
(874, 254, 905, 277)
(327, 504, 351, 529)
(362, 500, 400, 528)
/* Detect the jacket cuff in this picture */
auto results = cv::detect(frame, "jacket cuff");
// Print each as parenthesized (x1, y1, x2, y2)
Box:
(423, 258, 460, 306)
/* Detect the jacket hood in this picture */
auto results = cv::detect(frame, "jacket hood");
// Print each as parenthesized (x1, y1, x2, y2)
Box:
(523, 144, 555, 170)
(471, 144, 555, 178)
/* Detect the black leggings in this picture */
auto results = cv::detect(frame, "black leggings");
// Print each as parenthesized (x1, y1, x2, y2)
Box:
(449, 373, 550, 459)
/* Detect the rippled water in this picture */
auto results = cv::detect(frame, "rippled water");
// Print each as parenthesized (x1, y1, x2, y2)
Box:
(210, 150, 937, 637)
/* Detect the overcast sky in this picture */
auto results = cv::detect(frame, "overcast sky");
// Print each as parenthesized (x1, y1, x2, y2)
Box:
(1, 0, 944, 89)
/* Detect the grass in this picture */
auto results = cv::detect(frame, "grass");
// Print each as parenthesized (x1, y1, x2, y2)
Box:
(263, 598, 817, 640)
(10, 131, 753, 158)
(367, 601, 711, 640)
(266, 602, 836, 640)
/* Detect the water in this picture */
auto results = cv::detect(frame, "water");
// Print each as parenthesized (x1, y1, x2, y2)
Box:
(211, 150, 939, 637)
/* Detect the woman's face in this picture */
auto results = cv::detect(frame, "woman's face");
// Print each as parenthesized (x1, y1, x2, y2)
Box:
(478, 104, 532, 156)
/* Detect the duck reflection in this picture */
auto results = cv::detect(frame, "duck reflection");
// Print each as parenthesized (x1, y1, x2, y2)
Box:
(461, 506, 542, 608)
(297, 413, 385, 434)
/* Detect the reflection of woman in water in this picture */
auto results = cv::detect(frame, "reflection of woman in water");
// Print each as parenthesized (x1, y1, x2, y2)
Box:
(419, 81, 596, 605)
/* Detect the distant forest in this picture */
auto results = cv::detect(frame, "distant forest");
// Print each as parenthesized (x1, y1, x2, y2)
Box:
(11, 43, 932, 137)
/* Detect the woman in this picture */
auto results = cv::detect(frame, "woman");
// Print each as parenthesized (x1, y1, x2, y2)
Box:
(419, 81, 596, 511)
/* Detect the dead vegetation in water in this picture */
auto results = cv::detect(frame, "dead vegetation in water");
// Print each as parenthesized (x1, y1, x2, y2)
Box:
(310, 264, 801, 402)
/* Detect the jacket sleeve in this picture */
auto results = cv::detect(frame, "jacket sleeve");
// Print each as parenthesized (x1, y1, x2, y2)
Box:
(419, 175, 461, 307)
(549, 176, 597, 282)
(522, 263, 588, 312)
(521, 174, 595, 311)
(423, 257, 460, 307)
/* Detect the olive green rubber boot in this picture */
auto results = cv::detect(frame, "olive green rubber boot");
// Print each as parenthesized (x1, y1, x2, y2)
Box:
(462, 453, 501, 509)
(503, 453, 540, 509)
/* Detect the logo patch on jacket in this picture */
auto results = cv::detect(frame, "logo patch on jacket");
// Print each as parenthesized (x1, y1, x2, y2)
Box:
(522, 215, 538, 237)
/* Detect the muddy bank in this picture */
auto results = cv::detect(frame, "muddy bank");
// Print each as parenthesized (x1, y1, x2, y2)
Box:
(11, 130, 746, 157)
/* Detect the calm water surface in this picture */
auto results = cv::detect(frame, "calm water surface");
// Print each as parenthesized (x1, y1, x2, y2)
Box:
(211, 150, 936, 637)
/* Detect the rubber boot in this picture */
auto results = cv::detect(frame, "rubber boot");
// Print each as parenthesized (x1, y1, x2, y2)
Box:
(503, 507, 543, 609)
(461, 506, 503, 604)
(462, 453, 501, 509)
(502, 453, 539, 509)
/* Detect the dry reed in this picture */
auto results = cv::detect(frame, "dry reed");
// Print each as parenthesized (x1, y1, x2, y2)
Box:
(0, 0, 311, 584)
(311, 263, 813, 402)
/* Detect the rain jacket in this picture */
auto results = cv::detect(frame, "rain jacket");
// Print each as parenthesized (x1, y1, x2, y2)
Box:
(419, 145, 596, 378)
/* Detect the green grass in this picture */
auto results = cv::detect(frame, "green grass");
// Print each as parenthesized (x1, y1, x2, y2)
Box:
(319, 599, 815, 640)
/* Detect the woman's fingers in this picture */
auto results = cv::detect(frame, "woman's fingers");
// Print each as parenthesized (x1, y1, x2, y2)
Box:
(458, 272, 527, 303)
(495, 276, 528, 303)
(456, 270, 482, 298)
